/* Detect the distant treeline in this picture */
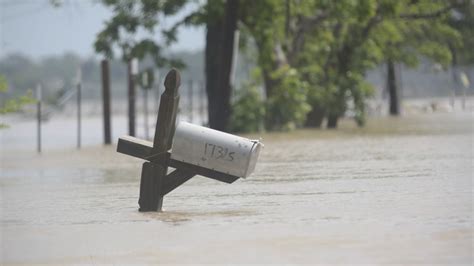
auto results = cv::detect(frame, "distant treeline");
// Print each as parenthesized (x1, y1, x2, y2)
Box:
(1, 53, 123, 100)
(2, 51, 471, 102)
(0, 51, 200, 99)
(0, 50, 257, 103)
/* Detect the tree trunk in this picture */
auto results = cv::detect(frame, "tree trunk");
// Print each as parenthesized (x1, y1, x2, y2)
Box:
(205, 19, 222, 130)
(205, 0, 238, 132)
(449, 45, 458, 109)
(324, 44, 351, 129)
(387, 59, 400, 116)
(304, 105, 325, 128)
(216, 0, 238, 132)
(327, 114, 338, 129)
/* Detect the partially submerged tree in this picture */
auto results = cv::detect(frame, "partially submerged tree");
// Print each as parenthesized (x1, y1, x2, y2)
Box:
(380, 1, 462, 115)
(94, 0, 468, 132)
(96, 0, 239, 132)
(204, 0, 239, 131)
(240, 0, 466, 128)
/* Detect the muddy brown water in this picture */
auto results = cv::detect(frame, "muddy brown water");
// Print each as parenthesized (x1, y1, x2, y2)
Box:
(1, 113, 472, 264)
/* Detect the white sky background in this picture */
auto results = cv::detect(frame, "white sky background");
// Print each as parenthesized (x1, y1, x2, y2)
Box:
(0, 0, 205, 59)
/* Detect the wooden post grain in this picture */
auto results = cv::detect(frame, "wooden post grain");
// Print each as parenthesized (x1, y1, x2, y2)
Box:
(153, 69, 180, 153)
(138, 69, 181, 212)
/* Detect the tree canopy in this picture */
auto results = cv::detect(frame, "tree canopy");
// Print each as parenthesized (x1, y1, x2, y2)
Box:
(93, 0, 471, 131)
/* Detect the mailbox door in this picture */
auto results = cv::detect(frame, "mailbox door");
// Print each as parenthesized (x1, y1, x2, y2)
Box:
(244, 141, 262, 178)
(171, 122, 261, 178)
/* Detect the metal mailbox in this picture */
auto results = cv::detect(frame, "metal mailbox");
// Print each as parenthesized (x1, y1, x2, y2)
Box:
(170, 122, 262, 178)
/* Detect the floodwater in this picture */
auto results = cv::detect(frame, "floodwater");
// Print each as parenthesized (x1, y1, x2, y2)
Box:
(0, 113, 473, 264)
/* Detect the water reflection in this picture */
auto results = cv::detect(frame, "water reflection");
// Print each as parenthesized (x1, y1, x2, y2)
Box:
(142, 209, 257, 226)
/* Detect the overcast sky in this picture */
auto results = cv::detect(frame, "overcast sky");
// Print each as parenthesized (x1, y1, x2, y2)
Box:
(0, 0, 205, 59)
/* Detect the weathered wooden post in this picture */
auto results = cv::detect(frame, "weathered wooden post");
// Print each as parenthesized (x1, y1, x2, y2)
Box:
(188, 79, 193, 123)
(117, 69, 262, 212)
(139, 68, 180, 211)
(101, 59, 112, 145)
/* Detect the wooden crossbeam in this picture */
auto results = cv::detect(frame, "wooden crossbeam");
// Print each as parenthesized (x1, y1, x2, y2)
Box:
(162, 168, 195, 196)
(117, 136, 239, 184)
(117, 69, 239, 212)
(168, 160, 239, 184)
(117, 135, 152, 160)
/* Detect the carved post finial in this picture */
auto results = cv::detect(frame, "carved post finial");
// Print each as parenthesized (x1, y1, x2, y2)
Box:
(164, 68, 181, 96)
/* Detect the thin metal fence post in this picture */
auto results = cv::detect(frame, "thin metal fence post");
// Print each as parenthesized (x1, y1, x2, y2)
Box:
(36, 84, 42, 153)
(144, 88, 149, 140)
(77, 68, 82, 149)
(188, 79, 193, 123)
(200, 81, 206, 126)
(128, 59, 138, 136)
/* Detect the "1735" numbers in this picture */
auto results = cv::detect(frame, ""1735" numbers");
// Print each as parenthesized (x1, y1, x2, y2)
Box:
(204, 143, 235, 161)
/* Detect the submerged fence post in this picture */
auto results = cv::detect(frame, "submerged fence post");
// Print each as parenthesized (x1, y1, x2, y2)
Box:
(200, 81, 206, 126)
(128, 58, 138, 137)
(36, 84, 42, 153)
(77, 67, 82, 149)
(188, 79, 193, 123)
(101, 59, 112, 145)
(141, 69, 181, 211)
(143, 86, 149, 140)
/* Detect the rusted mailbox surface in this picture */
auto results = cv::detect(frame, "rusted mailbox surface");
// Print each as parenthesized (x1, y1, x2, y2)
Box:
(171, 122, 262, 178)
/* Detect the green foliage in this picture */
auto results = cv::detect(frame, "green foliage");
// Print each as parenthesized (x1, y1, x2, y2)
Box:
(0, 75, 35, 129)
(92, 0, 468, 132)
(0, 53, 84, 98)
(448, 2, 474, 65)
(375, 2, 461, 69)
(347, 73, 374, 126)
(0, 75, 6, 92)
(265, 66, 311, 131)
(239, 0, 466, 129)
(230, 81, 265, 133)
(94, 0, 187, 67)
